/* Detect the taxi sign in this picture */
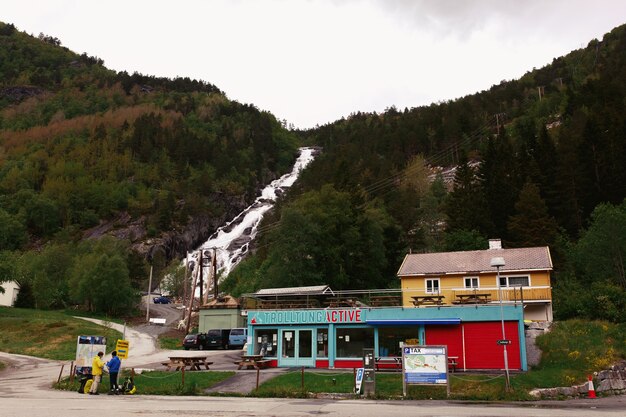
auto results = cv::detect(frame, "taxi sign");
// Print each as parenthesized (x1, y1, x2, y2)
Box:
(116, 339, 130, 359)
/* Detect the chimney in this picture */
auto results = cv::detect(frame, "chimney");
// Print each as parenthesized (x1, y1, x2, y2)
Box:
(488, 239, 502, 250)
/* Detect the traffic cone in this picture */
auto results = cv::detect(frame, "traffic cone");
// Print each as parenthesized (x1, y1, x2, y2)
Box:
(587, 375, 597, 399)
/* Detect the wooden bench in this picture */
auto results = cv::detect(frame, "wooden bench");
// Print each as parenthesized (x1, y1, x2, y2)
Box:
(448, 357, 459, 372)
(375, 357, 402, 371)
(149, 318, 166, 325)
(369, 295, 402, 306)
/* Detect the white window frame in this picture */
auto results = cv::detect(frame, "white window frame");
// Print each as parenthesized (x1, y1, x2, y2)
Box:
(498, 275, 531, 287)
(425, 278, 441, 294)
(464, 276, 480, 289)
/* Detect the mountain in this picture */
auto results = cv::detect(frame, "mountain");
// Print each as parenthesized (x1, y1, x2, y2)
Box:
(223, 24, 626, 323)
(0, 22, 300, 314)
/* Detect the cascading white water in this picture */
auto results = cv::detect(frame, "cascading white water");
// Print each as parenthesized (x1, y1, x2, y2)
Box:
(186, 147, 315, 293)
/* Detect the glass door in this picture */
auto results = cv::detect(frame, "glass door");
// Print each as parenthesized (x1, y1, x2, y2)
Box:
(279, 329, 315, 367)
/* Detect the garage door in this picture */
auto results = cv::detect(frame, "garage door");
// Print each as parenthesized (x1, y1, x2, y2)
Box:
(463, 321, 521, 370)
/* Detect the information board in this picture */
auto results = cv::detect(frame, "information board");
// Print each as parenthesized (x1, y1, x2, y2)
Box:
(75, 335, 107, 375)
(401, 345, 449, 396)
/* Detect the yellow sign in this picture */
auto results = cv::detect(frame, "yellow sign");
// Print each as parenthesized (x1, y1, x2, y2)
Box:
(116, 339, 130, 359)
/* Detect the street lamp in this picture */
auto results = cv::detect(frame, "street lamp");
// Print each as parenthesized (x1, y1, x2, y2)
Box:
(491, 256, 511, 392)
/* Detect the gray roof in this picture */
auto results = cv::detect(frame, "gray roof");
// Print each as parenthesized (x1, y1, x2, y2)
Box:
(397, 246, 552, 276)
(253, 285, 333, 297)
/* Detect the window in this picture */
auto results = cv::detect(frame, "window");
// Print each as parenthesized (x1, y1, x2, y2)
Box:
(316, 329, 328, 357)
(378, 327, 419, 357)
(254, 329, 278, 357)
(425, 278, 440, 294)
(336, 327, 374, 358)
(464, 277, 479, 288)
(499, 275, 530, 287)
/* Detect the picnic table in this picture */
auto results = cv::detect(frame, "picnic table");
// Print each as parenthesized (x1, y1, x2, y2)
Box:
(375, 356, 402, 371)
(234, 354, 271, 370)
(448, 356, 459, 372)
(162, 356, 213, 371)
(369, 295, 402, 306)
(452, 293, 491, 304)
(412, 295, 445, 306)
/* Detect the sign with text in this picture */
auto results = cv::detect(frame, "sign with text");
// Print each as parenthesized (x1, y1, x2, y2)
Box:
(249, 309, 365, 325)
(402, 345, 450, 397)
(75, 335, 107, 375)
(115, 339, 130, 359)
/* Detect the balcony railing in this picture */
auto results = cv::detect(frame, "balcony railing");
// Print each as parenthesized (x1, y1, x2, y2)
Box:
(403, 286, 552, 306)
(242, 286, 552, 310)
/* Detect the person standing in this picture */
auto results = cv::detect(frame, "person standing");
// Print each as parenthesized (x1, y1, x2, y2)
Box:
(89, 351, 105, 395)
(106, 350, 121, 395)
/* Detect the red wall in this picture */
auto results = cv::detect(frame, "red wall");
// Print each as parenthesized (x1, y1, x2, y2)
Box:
(425, 322, 521, 370)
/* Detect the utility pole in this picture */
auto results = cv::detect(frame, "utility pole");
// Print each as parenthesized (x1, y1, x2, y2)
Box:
(198, 250, 203, 306)
(184, 260, 199, 335)
(537, 86, 545, 101)
(145, 264, 153, 322)
(213, 248, 218, 299)
(183, 253, 189, 307)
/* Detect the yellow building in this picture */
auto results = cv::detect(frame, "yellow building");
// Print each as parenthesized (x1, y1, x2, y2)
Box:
(397, 239, 553, 322)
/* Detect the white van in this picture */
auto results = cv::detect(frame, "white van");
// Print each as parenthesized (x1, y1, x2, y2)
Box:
(228, 328, 247, 349)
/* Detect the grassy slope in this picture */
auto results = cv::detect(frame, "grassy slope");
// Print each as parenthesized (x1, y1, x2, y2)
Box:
(0, 306, 122, 360)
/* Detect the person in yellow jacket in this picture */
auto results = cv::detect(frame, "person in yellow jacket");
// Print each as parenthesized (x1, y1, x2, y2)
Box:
(89, 351, 106, 395)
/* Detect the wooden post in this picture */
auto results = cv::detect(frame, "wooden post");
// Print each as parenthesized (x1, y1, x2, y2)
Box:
(185, 258, 200, 335)
(70, 361, 74, 384)
(57, 364, 65, 384)
(353, 368, 356, 392)
(301, 367, 304, 391)
(181, 366, 185, 387)
(256, 368, 260, 390)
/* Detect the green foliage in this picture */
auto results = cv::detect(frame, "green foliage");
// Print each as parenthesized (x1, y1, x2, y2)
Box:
(506, 182, 558, 248)
(253, 185, 399, 290)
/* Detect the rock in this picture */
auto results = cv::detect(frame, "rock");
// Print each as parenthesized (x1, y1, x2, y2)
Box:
(557, 386, 577, 397)
(598, 378, 626, 392)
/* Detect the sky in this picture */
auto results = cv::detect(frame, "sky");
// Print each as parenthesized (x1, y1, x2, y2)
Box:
(3, 1, 626, 129)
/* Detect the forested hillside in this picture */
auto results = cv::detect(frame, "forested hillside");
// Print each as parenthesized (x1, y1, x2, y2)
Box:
(224, 24, 626, 322)
(0, 22, 299, 315)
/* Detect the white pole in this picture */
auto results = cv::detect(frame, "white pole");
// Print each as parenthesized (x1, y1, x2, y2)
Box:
(497, 264, 511, 391)
(146, 264, 153, 322)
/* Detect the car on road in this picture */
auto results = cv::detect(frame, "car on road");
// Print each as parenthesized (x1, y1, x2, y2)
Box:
(228, 328, 248, 349)
(153, 296, 171, 304)
(182, 333, 209, 350)
(206, 328, 231, 349)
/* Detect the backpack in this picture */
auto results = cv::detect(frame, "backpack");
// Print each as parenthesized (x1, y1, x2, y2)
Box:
(122, 377, 136, 394)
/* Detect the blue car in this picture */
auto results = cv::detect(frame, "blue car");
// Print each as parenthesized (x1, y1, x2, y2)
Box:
(153, 296, 171, 304)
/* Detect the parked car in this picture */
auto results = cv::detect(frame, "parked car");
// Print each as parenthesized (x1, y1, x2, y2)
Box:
(182, 333, 208, 350)
(206, 328, 231, 349)
(228, 328, 248, 349)
(153, 296, 171, 304)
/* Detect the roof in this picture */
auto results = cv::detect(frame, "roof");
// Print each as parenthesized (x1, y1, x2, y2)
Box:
(397, 246, 552, 276)
(253, 285, 334, 297)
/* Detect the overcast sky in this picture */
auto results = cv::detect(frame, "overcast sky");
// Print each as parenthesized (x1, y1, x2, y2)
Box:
(3, 1, 626, 129)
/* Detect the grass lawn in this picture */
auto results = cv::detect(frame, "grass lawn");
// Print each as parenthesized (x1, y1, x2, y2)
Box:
(0, 306, 122, 360)
(55, 369, 235, 395)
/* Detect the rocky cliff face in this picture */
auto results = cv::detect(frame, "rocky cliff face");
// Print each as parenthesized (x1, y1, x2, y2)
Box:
(83, 192, 251, 263)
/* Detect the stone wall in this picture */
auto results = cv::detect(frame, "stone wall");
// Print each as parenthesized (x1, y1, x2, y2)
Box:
(529, 361, 626, 398)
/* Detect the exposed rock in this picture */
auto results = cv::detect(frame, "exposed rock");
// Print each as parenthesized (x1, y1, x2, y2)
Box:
(0, 85, 45, 102)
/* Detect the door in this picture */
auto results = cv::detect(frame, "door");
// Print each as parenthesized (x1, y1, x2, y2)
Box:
(279, 329, 315, 367)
